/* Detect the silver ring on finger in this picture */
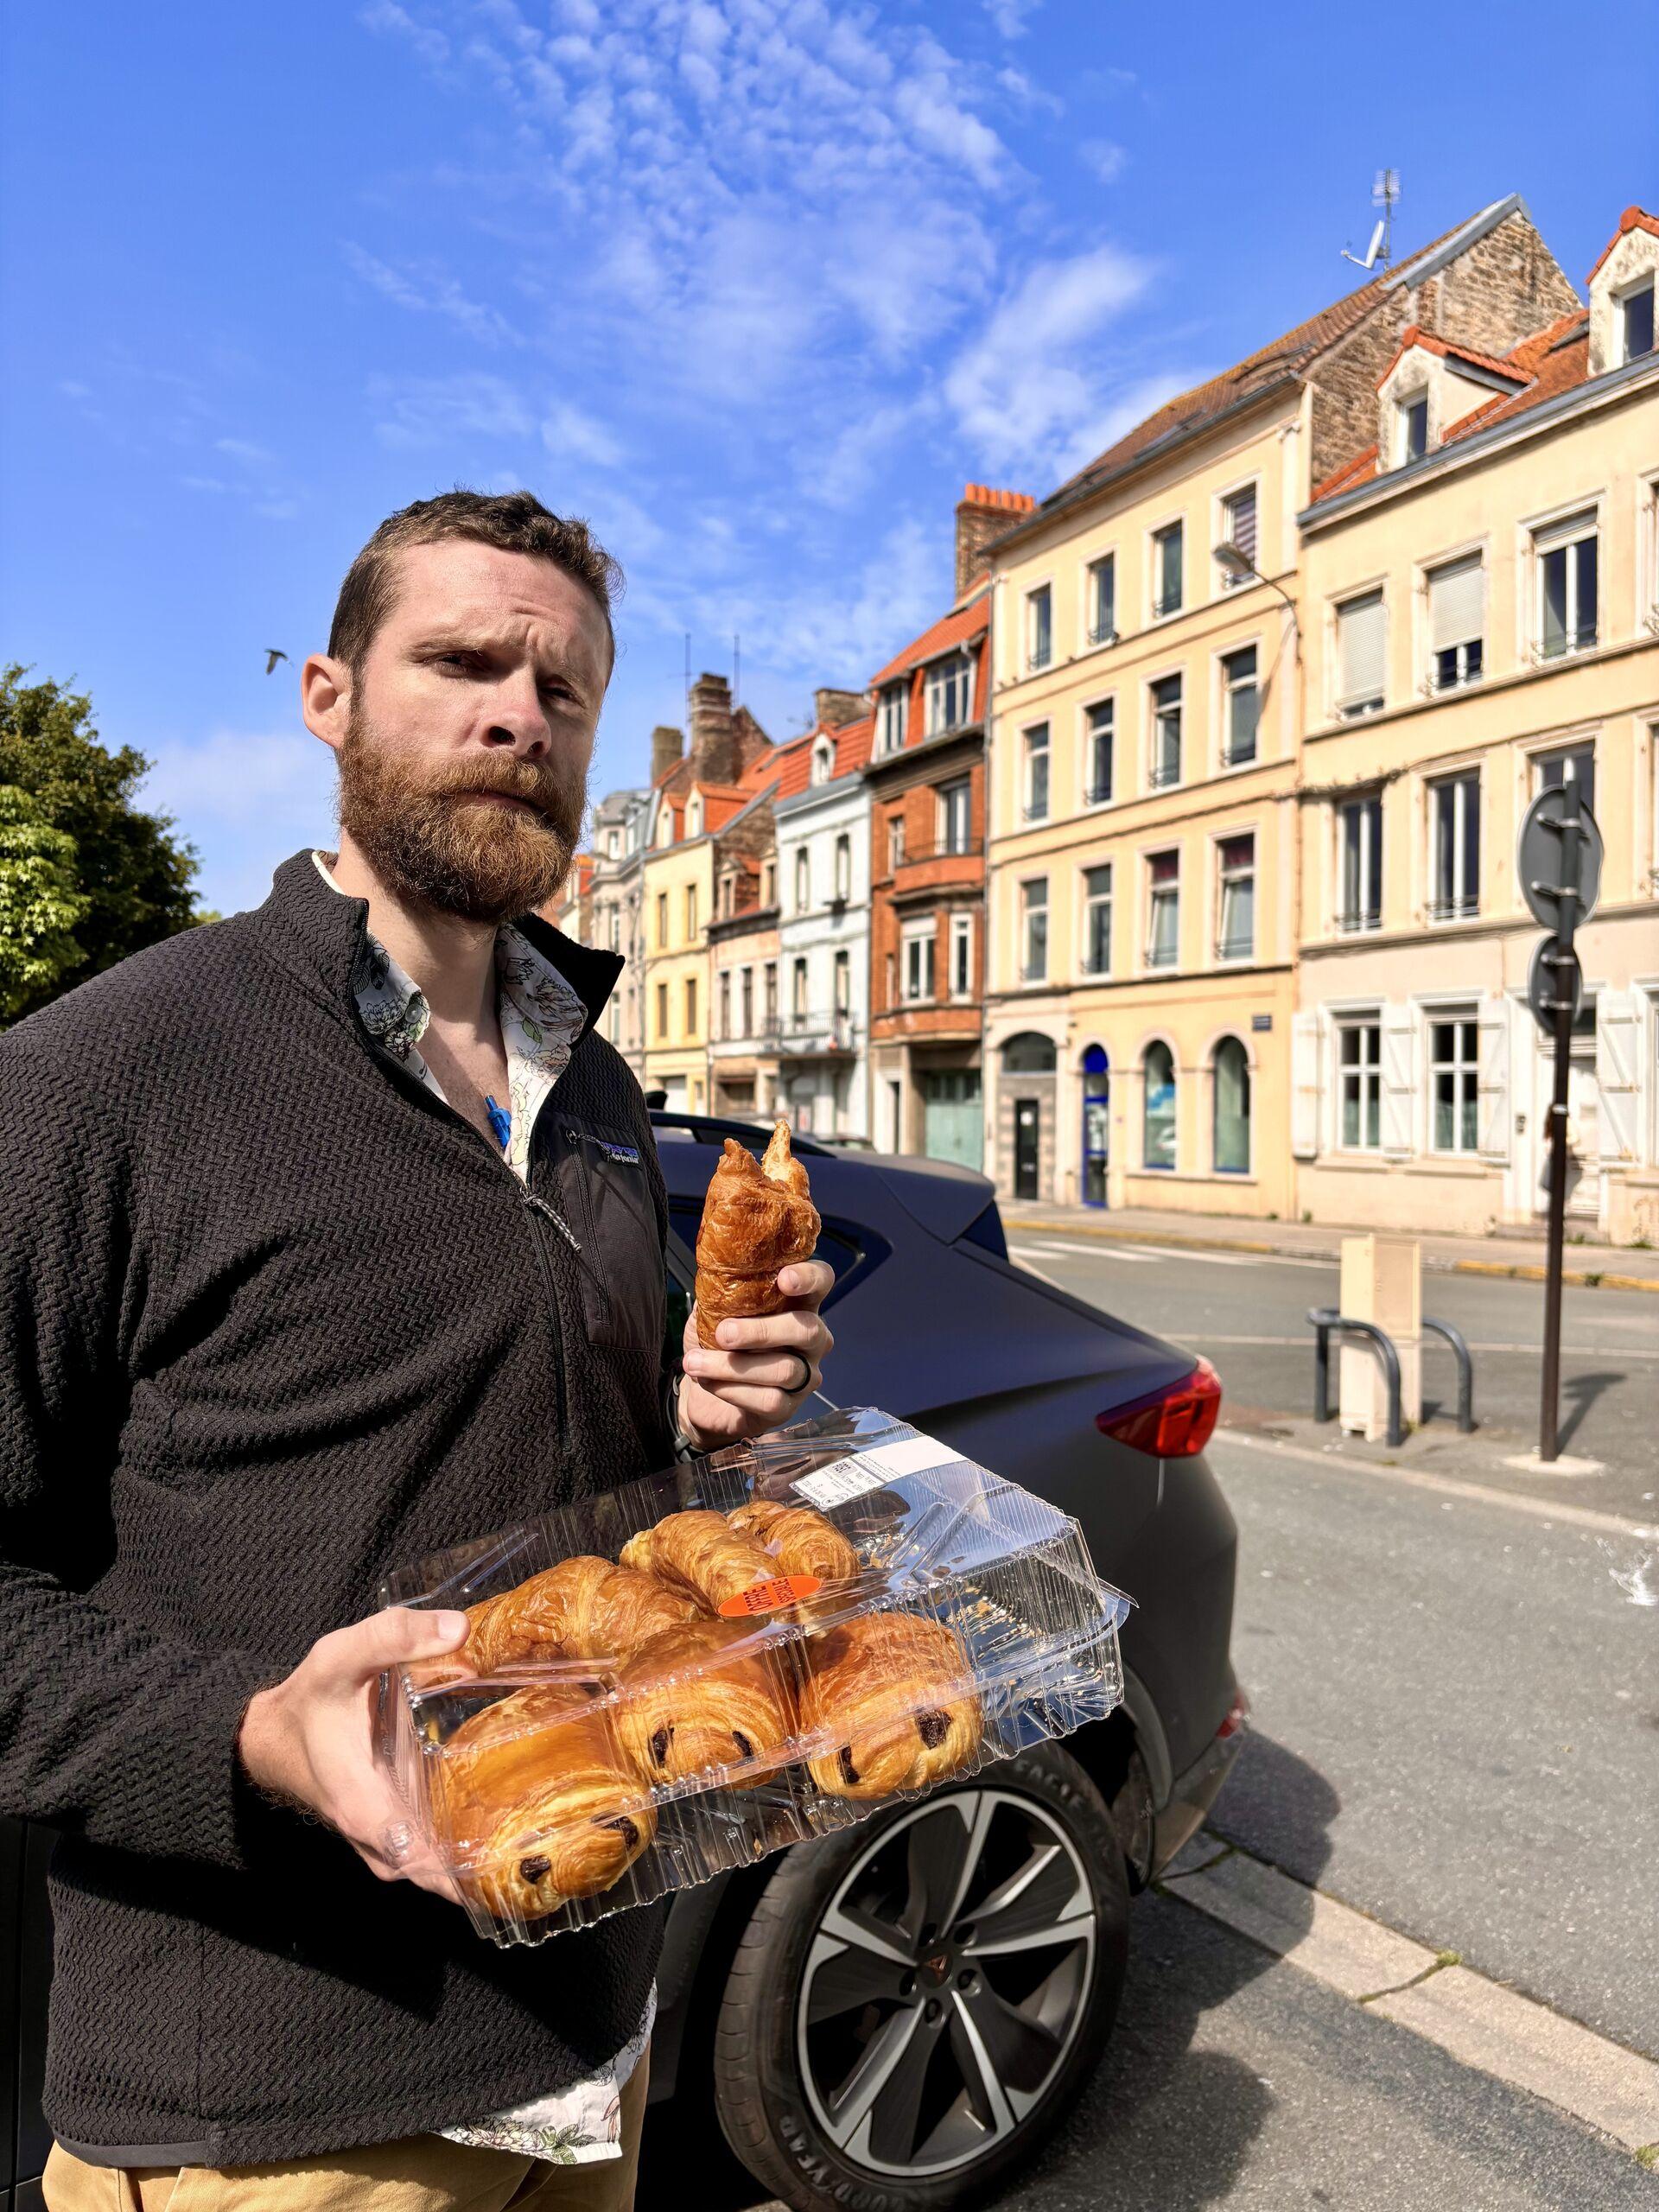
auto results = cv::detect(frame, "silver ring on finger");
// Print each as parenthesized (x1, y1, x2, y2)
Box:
(780, 1350, 814, 1396)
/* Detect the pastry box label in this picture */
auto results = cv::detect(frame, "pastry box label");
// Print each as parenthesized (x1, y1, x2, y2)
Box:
(791, 1432, 957, 1510)
(718, 1573, 823, 1617)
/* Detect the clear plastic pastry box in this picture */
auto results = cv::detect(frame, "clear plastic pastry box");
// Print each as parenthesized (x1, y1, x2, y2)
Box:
(376, 1408, 1131, 1947)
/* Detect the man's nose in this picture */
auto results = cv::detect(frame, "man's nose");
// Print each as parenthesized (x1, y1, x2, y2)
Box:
(482, 675, 550, 757)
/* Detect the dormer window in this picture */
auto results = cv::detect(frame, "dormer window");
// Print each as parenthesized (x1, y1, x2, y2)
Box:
(811, 738, 834, 785)
(1397, 390, 1429, 465)
(685, 792, 703, 836)
(877, 682, 907, 754)
(1622, 278, 1655, 364)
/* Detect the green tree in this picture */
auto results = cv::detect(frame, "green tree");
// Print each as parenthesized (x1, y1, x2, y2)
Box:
(0, 664, 200, 1024)
(0, 785, 89, 1020)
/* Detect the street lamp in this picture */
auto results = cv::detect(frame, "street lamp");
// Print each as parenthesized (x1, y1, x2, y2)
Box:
(1211, 541, 1298, 622)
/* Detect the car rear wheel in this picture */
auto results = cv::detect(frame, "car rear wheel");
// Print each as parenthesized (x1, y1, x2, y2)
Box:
(711, 1745, 1128, 2211)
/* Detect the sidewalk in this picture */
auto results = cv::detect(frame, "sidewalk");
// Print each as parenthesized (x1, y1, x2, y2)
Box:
(1000, 1198, 1659, 1294)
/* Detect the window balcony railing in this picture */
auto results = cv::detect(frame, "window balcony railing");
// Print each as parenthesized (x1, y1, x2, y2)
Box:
(1027, 645, 1052, 672)
(1146, 943, 1179, 969)
(1085, 623, 1118, 648)
(1021, 802, 1049, 823)
(1147, 758, 1182, 790)
(1427, 895, 1479, 923)
(1219, 741, 1258, 770)
(893, 835, 982, 866)
(1537, 623, 1599, 661)
(1020, 963, 1048, 985)
(1338, 906, 1382, 934)
(1216, 933, 1255, 962)
(1084, 779, 1114, 806)
(1153, 592, 1183, 620)
(761, 1013, 859, 1056)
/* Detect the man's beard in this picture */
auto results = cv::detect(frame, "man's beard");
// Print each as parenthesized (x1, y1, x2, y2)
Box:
(336, 702, 587, 925)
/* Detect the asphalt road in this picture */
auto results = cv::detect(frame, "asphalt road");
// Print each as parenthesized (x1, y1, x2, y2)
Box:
(641, 1234, 1659, 2209)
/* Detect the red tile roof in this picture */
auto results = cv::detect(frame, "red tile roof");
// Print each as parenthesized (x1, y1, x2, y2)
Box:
(870, 588, 989, 689)
(1374, 322, 1528, 391)
(833, 715, 875, 776)
(1586, 205, 1659, 283)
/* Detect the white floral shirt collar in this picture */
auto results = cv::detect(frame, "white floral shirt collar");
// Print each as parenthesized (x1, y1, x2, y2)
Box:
(312, 851, 586, 1183)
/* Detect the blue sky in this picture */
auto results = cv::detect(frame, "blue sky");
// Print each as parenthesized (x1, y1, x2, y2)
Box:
(2, 0, 1652, 915)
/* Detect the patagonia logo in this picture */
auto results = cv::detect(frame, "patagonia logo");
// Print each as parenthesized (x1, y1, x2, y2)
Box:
(596, 1141, 641, 1166)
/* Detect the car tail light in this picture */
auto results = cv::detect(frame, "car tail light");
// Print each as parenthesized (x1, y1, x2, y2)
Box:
(1215, 1687, 1250, 1741)
(1096, 1357, 1222, 1458)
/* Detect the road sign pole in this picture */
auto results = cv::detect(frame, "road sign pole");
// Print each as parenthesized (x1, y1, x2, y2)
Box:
(1536, 780, 1583, 1465)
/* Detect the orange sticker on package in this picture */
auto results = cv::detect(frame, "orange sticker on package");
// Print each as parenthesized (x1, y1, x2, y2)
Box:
(718, 1573, 823, 1618)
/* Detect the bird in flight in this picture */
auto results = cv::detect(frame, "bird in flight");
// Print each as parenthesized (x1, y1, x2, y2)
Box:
(264, 648, 289, 675)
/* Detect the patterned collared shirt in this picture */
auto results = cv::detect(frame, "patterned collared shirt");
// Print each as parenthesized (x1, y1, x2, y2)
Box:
(312, 854, 652, 2164)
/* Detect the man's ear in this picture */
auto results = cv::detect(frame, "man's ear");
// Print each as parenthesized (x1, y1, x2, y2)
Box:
(302, 652, 352, 758)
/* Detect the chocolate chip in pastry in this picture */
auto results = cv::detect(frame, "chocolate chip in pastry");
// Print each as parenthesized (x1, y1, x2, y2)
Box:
(693, 1122, 819, 1350)
(619, 1510, 778, 1613)
(616, 1617, 798, 1790)
(464, 1555, 699, 1675)
(802, 1611, 982, 1802)
(728, 1498, 860, 1586)
(440, 1682, 656, 1922)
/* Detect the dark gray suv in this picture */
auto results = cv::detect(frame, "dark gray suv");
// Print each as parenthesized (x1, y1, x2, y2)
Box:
(0, 1120, 1243, 2212)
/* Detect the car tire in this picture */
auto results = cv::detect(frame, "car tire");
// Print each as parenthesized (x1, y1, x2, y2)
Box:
(711, 1745, 1129, 2212)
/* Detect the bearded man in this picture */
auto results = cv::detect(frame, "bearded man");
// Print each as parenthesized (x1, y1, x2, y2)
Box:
(1, 492, 834, 2212)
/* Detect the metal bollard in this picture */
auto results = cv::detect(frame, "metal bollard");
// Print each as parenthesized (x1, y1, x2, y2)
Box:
(1308, 1308, 1405, 1449)
(1422, 1317, 1476, 1433)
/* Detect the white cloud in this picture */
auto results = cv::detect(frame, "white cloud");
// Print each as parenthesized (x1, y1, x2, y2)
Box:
(140, 728, 339, 913)
(984, 0, 1040, 35)
(358, 0, 451, 71)
(1081, 139, 1128, 185)
(342, 244, 522, 346)
(367, 372, 534, 448)
(543, 401, 626, 468)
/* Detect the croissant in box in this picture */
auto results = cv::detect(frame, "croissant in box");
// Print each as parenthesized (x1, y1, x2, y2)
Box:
(694, 1121, 820, 1350)
(615, 1617, 798, 1789)
(440, 1683, 656, 1923)
(728, 1498, 860, 1586)
(464, 1556, 699, 1674)
(802, 1611, 982, 1801)
(620, 1510, 778, 1614)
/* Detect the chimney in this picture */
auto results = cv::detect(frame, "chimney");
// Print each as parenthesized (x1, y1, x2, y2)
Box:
(650, 724, 683, 785)
(813, 686, 868, 729)
(954, 483, 1037, 601)
(688, 672, 738, 784)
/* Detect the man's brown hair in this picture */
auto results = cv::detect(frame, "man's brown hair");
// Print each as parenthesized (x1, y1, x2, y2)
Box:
(328, 488, 622, 672)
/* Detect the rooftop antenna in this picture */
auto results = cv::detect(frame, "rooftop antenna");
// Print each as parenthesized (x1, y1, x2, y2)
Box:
(1342, 168, 1399, 272)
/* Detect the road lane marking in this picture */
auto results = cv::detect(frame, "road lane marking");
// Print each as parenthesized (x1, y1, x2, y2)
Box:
(1212, 1427, 1658, 1541)
(1160, 1839, 1659, 2155)
(1007, 1242, 1159, 1265)
(1184, 1334, 1658, 1358)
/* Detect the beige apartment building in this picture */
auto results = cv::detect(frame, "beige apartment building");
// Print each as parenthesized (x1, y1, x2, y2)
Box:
(588, 784, 650, 1075)
(982, 194, 1578, 1217)
(1293, 205, 1659, 1245)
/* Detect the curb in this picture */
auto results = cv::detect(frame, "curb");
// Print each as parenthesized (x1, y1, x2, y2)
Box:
(1007, 1215, 1659, 1294)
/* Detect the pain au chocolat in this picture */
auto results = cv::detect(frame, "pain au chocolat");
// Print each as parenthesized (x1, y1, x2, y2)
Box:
(802, 1611, 982, 1801)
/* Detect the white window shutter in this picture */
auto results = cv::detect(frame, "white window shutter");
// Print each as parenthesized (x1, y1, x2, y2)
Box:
(1477, 995, 1511, 1161)
(1595, 989, 1640, 1163)
(1338, 593, 1386, 705)
(1380, 1006, 1415, 1158)
(1429, 556, 1484, 652)
(1291, 1010, 1322, 1159)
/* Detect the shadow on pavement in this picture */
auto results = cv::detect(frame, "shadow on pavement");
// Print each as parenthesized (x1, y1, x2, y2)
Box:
(1554, 1368, 1625, 1454)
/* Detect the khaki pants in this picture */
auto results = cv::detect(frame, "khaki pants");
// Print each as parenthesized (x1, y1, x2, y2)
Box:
(42, 2050, 649, 2212)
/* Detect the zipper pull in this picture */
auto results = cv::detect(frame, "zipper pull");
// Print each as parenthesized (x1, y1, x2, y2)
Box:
(525, 1190, 582, 1251)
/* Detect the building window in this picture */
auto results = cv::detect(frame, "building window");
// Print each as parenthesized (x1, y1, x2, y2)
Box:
(607, 829, 620, 858)
(1152, 521, 1183, 618)
(1082, 863, 1112, 976)
(684, 976, 697, 1033)
(1024, 722, 1051, 820)
(718, 970, 730, 1040)
(834, 948, 850, 1016)
(764, 962, 778, 1029)
(656, 890, 669, 946)
(1213, 1036, 1251, 1173)
(685, 793, 702, 837)
(1219, 485, 1257, 584)
(834, 833, 851, 900)
(950, 912, 974, 999)
(794, 848, 810, 913)
(884, 950, 897, 1008)
(1338, 793, 1382, 932)
(761, 858, 776, 908)
(1338, 1020, 1382, 1150)
(1020, 876, 1049, 982)
(887, 813, 906, 872)
(1086, 554, 1116, 645)
(1147, 849, 1179, 969)
(1335, 589, 1386, 717)
(1622, 278, 1656, 365)
(685, 884, 698, 938)
(1142, 1041, 1176, 1170)
(741, 966, 753, 1037)
(925, 652, 972, 735)
(1427, 554, 1485, 690)
(1149, 674, 1182, 787)
(1220, 646, 1259, 766)
(938, 778, 971, 855)
(1536, 512, 1598, 658)
(1534, 741, 1597, 821)
(791, 957, 808, 1024)
(1397, 390, 1429, 465)
(1217, 833, 1255, 961)
(1092, 698, 1119, 804)
(877, 682, 908, 755)
(1027, 585, 1052, 671)
(811, 739, 833, 785)
(903, 925, 936, 1003)
(717, 871, 734, 918)
(1430, 1014, 1478, 1154)
(656, 980, 669, 1038)
(1430, 771, 1480, 921)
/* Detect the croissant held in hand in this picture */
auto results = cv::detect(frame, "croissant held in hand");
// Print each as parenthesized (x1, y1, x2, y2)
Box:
(441, 1683, 656, 1922)
(464, 1556, 699, 1674)
(620, 1510, 779, 1612)
(802, 1611, 982, 1802)
(728, 1498, 860, 1586)
(694, 1121, 820, 1349)
(616, 1617, 798, 1789)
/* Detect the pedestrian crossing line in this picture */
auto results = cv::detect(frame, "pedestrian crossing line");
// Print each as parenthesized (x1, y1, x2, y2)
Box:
(1008, 1240, 1159, 1265)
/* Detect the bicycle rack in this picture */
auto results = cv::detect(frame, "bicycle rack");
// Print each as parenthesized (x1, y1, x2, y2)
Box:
(1308, 1308, 1476, 1445)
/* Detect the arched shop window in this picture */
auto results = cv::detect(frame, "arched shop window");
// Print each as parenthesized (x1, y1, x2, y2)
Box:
(1213, 1036, 1251, 1173)
(1142, 1041, 1176, 1170)
(1002, 1032, 1057, 1073)
(1082, 1045, 1109, 1207)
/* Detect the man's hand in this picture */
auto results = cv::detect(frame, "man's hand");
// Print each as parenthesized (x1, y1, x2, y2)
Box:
(237, 1606, 470, 1901)
(677, 1258, 836, 1449)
